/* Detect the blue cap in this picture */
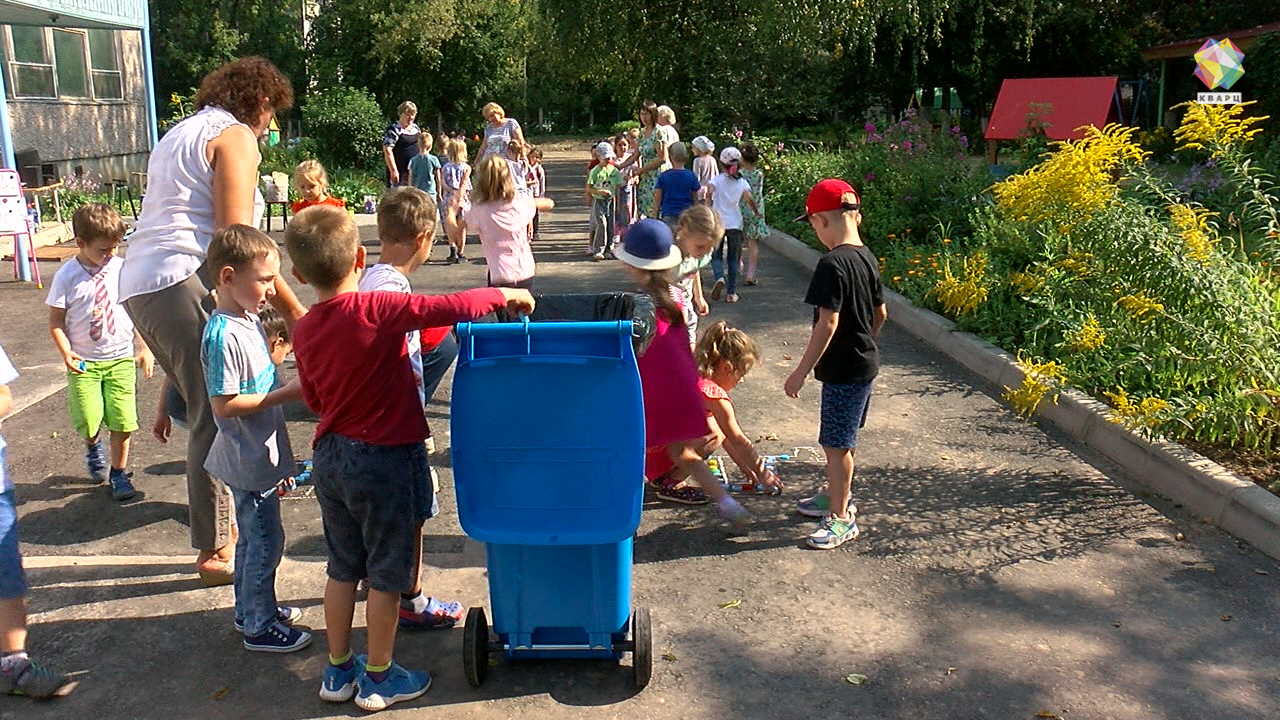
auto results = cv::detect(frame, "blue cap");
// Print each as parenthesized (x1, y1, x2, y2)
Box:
(615, 219, 682, 271)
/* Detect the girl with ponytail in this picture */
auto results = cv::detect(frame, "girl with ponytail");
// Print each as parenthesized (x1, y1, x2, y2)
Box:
(614, 220, 751, 527)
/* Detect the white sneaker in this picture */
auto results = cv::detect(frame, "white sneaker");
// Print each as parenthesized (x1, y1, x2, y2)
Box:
(806, 514, 860, 550)
(593, 250, 606, 261)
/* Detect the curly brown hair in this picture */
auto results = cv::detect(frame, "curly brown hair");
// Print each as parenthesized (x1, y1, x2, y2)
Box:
(195, 57, 293, 127)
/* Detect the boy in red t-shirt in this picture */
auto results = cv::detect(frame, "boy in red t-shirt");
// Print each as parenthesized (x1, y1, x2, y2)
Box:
(284, 205, 534, 712)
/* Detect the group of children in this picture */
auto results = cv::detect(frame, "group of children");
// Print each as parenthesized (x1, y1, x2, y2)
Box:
(0, 145, 885, 705)
(586, 133, 768, 304)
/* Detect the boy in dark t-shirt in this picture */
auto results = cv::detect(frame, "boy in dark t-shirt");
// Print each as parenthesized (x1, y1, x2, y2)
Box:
(784, 179, 887, 550)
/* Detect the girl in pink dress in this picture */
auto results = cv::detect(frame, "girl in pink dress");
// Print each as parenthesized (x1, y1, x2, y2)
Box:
(614, 219, 750, 528)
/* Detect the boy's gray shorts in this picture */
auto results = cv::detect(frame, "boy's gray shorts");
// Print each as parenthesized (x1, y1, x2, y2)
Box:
(312, 434, 436, 592)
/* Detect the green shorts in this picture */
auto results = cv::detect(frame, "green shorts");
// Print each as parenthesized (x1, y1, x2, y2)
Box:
(67, 358, 139, 438)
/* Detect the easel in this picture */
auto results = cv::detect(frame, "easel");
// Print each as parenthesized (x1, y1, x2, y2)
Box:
(0, 169, 41, 287)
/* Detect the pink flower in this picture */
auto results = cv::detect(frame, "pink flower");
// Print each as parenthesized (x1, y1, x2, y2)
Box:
(735, 129, 743, 139)
(775, 142, 785, 153)
(865, 173, 876, 182)
(902, 140, 913, 150)
(864, 122, 877, 133)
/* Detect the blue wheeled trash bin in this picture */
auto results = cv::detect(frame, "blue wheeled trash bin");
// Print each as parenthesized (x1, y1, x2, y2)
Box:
(451, 294, 656, 689)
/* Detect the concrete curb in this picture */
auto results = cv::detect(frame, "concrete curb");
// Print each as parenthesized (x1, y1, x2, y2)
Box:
(762, 227, 1280, 560)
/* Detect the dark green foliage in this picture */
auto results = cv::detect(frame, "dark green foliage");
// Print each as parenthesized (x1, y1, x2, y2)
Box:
(301, 86, 386, 171)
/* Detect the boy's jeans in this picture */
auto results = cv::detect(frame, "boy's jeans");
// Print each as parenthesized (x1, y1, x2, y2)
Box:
(590, 197, 616, 254)
(230, 486, 284, 636)
(710, 229, 744, 295)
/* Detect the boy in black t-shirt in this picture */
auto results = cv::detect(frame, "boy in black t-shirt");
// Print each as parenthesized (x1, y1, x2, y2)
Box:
(784, 179, 887, 549)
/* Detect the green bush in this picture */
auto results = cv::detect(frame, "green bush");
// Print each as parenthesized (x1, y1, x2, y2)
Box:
(769, 112, 985, 249)
(610, 120, 640, 135)
(302, 86, 386, 171)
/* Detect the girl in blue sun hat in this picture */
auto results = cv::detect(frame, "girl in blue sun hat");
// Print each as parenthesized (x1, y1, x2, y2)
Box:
(615, 219, 751, 528)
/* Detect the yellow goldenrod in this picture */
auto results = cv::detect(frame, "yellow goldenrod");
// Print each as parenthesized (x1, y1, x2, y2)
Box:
(1064, 316, 1106, 352)
(1008, 271, 1043, 294)
(993, 124, 1148, 226)
(1167, 204, 1218, 263)
(932, 252, 989, 317)
(1173, 101, 1268, 153)
(1116, 293, 1165, 322)
(1104, 388, 1171, 429)
(1054, 251, 1095, 278)
(1003, 356, 1067, 416)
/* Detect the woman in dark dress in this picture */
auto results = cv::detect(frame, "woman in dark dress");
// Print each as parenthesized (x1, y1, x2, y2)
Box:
(383, 100, 422, 186)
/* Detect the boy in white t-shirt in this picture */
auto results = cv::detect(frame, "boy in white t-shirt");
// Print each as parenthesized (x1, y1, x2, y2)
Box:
(704, 147, 760, 304)
(356, 188, 466, 631)
(46, 204, 154, 500)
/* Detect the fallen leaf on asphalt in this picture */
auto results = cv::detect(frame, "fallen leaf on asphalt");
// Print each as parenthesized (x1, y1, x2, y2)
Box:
(1112, 621, 1122, 628)
(845, 673, 868, 685)
(50, 432, 59, 438)
(718, 599, 742, 609)
(1220, 614, 1233, 621)
(941, 455, 952, 460)
(1255, 569, 1269, 575)
(662, 651, 677, 662)
(945, 667, 958, 675)
(781, 341, 789, 346)
(212, 687, 230, 700)
(1035, 713, 1062, 720)
(782, 355, 793, 360)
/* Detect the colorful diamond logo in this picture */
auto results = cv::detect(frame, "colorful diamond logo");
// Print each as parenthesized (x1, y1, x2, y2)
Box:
(1194, 38, 1245, 90)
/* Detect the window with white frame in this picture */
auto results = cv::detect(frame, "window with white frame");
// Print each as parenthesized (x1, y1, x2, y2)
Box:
(4, 26, 124, 101)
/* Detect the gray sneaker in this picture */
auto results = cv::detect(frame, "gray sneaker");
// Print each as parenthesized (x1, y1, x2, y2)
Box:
(0, 659, 70, 699)
(796, 492, 857, 519)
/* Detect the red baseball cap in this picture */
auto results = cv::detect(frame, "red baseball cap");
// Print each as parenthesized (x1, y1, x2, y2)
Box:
(793, 178, 861, 222)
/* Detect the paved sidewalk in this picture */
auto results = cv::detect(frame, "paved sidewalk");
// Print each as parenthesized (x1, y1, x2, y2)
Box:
(0, 150, 1277, 719)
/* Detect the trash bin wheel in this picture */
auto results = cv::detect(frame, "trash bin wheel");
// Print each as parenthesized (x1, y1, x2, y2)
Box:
(632, 607, 652, 689)
(463, 607, 489, 688)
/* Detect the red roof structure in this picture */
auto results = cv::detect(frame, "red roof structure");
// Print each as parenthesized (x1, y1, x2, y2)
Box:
(985, 77, 1120, 141)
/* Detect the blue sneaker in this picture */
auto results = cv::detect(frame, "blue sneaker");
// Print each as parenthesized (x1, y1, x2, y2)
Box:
(355, 662, 431, 712)
(235, 606, 303, 633)
(108, 468, 136, 501)
(86, 442, 107, 483)
(243, 621, 312, 653)
(319, 653, 367, 702)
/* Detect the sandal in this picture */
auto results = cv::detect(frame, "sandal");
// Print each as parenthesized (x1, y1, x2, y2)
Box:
(744, 277, 759, 286)
(655, 483, 708, 505)
(197, 558, 234, 587)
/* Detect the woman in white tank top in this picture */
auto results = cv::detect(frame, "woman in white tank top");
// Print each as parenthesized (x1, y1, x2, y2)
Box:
(120, 57, 305, 586)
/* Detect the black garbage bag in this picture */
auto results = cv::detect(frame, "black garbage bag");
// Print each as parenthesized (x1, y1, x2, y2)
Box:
(503, 293, 657, 355)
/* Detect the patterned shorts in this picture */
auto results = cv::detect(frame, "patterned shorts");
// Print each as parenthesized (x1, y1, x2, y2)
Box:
(819, 381, 873, 449)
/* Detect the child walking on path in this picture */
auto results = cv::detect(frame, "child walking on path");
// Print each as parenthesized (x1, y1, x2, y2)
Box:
(467, 155, 556, 289)
(586, 141, 621, 261)
(705, 147, 759, 304)
(407, 134, 442, 208)
(695, 322, 782, 492)
(292, 160, 346, 214)
(0, 343, 71, 700)
(528, 147, 547, 240)
(358, 188, 466, 631)
(690, 136, 718, 203)
(653, 142, 701, 226)
(285, 206, 535, 712)
(784, 179, 887, 550)
(46, 204, 154, 501)
(201, 225, 311, 652)
(613, 135, 636, 247)
(615, 219, 750, 527)
(441, 139, 473, 264)
(672, 206, 720, 346)
(739, 143, 767, 285)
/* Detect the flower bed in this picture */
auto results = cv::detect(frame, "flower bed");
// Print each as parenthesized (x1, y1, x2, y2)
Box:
(763, 106, 1280, 482)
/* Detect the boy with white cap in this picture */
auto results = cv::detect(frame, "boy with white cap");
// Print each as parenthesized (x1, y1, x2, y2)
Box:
(586, 141, 623, 260)
(783, 179, 887, 549)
